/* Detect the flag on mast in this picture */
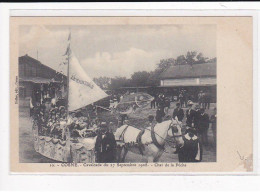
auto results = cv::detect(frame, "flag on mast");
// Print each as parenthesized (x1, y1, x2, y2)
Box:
(68, 51, 108, 111)
(64, 31, 108, 112)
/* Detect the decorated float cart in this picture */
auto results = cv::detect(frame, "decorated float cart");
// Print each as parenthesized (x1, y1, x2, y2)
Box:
(31, 33, 155, 163)
(32, 120, 97, 163)
(31, 33, 108, 163)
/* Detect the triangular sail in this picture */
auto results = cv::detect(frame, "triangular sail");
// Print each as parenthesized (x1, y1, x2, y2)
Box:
(68, 51, 108, 111)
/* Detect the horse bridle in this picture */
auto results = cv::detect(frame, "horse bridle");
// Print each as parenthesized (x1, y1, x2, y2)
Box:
(169, 121, 183, 138)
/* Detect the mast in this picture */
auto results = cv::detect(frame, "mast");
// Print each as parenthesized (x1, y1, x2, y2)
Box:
(64, 31, 71, 142)
(66, 31, 71, 118)
(66, 45, 70, 117)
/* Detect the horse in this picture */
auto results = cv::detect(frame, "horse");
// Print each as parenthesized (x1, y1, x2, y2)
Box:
(114, 118, 182, 163)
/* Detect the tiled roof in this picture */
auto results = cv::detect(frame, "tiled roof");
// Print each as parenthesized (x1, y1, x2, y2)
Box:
(160, 62, 216, 79)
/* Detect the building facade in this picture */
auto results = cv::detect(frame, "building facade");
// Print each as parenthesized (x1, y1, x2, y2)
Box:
(159, 62, 216, 102)
(19, 54, 67, 106)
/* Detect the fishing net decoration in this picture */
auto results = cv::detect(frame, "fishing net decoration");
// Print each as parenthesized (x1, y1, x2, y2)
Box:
(115, 92, 154, 114)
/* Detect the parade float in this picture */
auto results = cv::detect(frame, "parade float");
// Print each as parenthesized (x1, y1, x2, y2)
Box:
(32, 33, 154, 163)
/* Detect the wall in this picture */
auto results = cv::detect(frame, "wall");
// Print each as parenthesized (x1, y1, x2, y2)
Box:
(161, 77, 216, 87)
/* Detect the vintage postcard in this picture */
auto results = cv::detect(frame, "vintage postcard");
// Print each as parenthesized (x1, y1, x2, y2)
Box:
(10, 16, 253, 173)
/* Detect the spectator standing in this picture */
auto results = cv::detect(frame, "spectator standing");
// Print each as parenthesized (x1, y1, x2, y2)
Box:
(183, 90, 188, 108)
(193, 104, 201, 130)
(157, 94, 165, 109)
(101, 122, 117, 163)
(205, 92, 211, 109)
(156, 106, 165, 123)
(150, 95, 156, 109)
(198, 91, 203, 108)
(172, 102, 184, 122)
(186, 101, 195, 127)
(164, 97, 171, 114)
(210, 108, 217, 148)
(178, 91, 184, 108)
(178, 127, 202, 162)
(198, 108, 210, 146)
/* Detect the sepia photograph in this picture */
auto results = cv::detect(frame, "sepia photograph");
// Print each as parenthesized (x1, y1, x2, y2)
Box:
(18, 24, 216, 164)
(9, 16, 253, 173)
(0, 2, 258, 191)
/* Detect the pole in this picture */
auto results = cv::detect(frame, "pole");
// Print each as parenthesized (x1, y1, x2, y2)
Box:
(66, 31, 71, 118)
(66, 47, 70, 117)
(64, 31, 71, 142)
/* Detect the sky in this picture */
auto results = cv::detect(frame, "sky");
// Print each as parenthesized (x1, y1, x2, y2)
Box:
(19, 25, 216, 79)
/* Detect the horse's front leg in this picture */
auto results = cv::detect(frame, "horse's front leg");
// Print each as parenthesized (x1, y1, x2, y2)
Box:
(116, 146, 123, 163)
(121, 147, 128, 162)
(153, 149, 164, 162)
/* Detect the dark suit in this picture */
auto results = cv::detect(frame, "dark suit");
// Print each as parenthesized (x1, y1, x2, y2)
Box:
(156, 108, 165, 123)
(102, 131, 117, 163)
(178, 134, 202, 162)
(172, 108, 184, 122)
(210, 114, 217, 148)
(193, 110, 201, 129)
(186, 109, 195, 127)
(198, 113, 210, 145)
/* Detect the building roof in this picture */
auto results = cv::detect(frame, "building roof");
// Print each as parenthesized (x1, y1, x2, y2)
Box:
(159, 62, 216, 79)
(19, 54, 55, 73)
(19, 54, 66, 80)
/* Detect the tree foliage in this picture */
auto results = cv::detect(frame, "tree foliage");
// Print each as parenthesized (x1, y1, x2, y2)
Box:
(130, 71, 151, 87)
(93, 51, 216, 89)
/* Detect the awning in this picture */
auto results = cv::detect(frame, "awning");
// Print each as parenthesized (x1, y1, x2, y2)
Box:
(19, 77, 62, 84)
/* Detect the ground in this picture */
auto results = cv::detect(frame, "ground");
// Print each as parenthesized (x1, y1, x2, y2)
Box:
(19, 101, 216, 163)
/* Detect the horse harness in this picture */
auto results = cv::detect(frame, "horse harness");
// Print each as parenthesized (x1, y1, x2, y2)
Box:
(119, 125, 129, 142)
(118, 122, 171, 154)
(150, 122, 165, 150)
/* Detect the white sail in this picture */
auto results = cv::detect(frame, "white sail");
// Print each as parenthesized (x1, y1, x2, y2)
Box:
(68, 51, 108, 111)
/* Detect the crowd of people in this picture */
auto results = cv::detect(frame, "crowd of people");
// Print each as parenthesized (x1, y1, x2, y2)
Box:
(151, 89, 212, 109)
(152, 91, 216, 162)
(31, 99, 108, 139)
(31, 97, 118, 163)
(30, 88, 216, 163)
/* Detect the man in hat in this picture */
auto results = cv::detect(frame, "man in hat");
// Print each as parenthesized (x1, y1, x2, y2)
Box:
(178, 127, 202, 162)
(193, 104, 201, 130)
(102, 122, 117, 163)
(197, 108, 210, 146)
(178, 91, 184, 108)
(118, 113, 128, 127)
(186, 101, 195, 127)
(164, 97, 171, 114)
(95, 123, 104, 163)
(150, 95, 156, 109)
(198, 90, 203, 108)
(172, 102, 184, 154)
(210, 107, 217, 149)
(155, 106, 165, 123)
(95, 122, 117, 163)
(157, 93, 165, 110)
(172, 102, 184, 122)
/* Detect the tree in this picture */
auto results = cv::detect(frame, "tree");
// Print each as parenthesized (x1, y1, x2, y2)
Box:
(208, 57, 217, 63)
(196, 52, 209, 64)
(176, 55, 187, 66)
(186, 51, 197, 66)
(109, 76, 129, 90)
(130, 71, 151, 87)
(146, 58, 175, 86)
(157, 58, 175, 70)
